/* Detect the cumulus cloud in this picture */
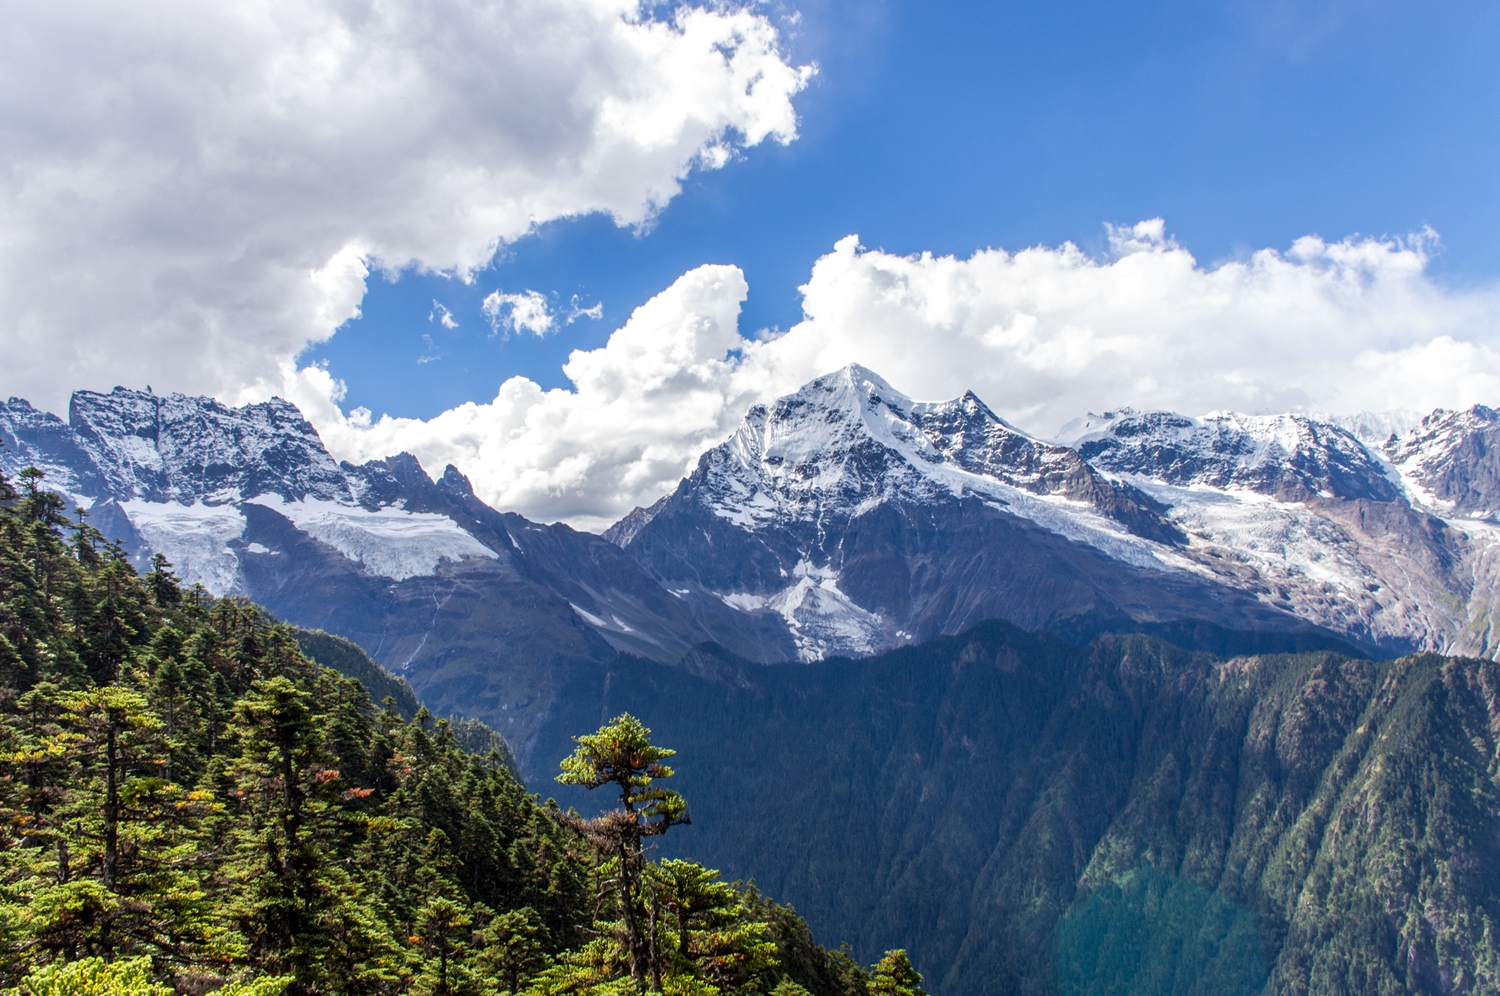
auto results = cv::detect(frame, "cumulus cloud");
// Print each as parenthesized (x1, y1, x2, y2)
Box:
(292, 222, 1500, 531)
(294, 264, 759, 529)
(755, 222, 1500, 431)
(0, 0, 813, 411)
(482, 290, 556, 337)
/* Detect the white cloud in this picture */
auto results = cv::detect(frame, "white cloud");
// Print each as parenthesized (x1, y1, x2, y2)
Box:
(0, 0, 813, 411)
(765, 224, 1500, 431)
(482, 290, 556, 337)
(567, 296, 606, 324)
(296, 264, 758, 529)
(430, 302, 459, 330)
(294, 222, 1500, 531)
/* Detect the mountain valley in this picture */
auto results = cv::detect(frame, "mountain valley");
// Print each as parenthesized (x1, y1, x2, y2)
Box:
(531, 623, 1500, 996)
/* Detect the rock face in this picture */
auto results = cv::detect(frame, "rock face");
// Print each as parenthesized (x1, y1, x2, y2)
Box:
(1382, 404, 1500, 517)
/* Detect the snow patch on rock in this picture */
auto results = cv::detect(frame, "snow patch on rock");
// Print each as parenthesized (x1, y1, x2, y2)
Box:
(249, 496, 496, 581)
(120, 500, 246, 595)
(720, 560, 888, 661)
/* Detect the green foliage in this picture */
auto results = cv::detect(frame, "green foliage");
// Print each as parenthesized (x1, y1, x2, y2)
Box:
(866, 953, 923, 996)
(8, 957, 292, 996)
(556, 626, 1500, 996)
(1055, 868, 1264, 996)
(557, 714, 687, 827)
(10, 956, 172, 996)
(0, 465, 871, 996)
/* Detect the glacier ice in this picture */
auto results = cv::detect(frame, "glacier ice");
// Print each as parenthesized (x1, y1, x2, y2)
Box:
(247, 496, 497, 581)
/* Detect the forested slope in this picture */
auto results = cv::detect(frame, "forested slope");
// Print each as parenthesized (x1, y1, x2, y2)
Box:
(533, 628, 1500, 996)
(0, 464, 905, 996)
(289, 629, 520, 778)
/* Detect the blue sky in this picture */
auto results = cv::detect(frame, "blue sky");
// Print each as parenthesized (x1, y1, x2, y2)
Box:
(306, 0, 1500, 421)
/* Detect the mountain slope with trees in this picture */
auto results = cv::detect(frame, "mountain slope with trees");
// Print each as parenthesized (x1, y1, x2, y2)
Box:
(530, 626, 1500, 996)
(0, 463, 907, 996)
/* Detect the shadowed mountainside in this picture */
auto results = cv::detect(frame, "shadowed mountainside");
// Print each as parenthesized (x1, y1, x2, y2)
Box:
(532, 623, 1500, 996)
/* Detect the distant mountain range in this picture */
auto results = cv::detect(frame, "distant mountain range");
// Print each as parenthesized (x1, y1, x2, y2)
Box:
(6, 367, 1500, 759)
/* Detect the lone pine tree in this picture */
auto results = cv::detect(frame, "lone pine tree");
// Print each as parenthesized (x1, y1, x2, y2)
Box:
(556, 714, 690, 992)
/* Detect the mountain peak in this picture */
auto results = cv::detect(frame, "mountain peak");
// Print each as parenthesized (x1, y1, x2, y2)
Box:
(1385, 404, 1500, 517)
(690, 368, 1179, 536)
(609, 367, 1322, 661)
(830, 361, 894, 389)
(1067, 407, 1401, 503)
(62, 386, 350, 505)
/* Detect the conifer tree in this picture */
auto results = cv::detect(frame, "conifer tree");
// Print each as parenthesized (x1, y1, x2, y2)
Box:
(556, 714, 689, 991)
(651, 860, 738, 961)
(867, 951, 925, 996)
(226, 676, 343, 981)
(413, 896, 475, 996)
(473, 906, 548, 995)
(648, 860, 776, 993)
(144, 553, 182, 610)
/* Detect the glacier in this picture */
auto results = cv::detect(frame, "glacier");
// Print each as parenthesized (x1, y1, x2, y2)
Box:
(246, 496, 498, 582)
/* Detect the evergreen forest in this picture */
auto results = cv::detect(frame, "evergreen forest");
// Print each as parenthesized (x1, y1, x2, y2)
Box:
(0, 464, 922, 996)
(531, 626, 1500, 996)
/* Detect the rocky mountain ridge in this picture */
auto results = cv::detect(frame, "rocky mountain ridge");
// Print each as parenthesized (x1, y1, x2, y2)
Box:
(1057, 407, 1402, 503)
(607, 366, 1500, 662)
(1044, 399, 1500, 660)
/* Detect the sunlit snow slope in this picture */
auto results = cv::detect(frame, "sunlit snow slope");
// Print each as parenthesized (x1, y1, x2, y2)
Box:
(1058, 405, 1500, 657)
(607, 366, 1348, 660)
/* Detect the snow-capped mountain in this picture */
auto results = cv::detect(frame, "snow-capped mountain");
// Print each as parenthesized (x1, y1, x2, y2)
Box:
(1, 389, 492, 591)
(607, 366, 1342, 660)
(1051, 403, 1500, 658)
(1057, 408, 1400, 502)
(14, 371, 1500, 746)
(0, 387, 790, 760)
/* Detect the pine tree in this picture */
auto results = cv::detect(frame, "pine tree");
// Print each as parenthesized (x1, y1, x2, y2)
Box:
(651, 860, 739, 962)
(412, 896, 476, 996)
(557, 714, 689, 992)
(225, 676, 342, 982)
(473, 906, 549, 995)
(648, 861, 776, 994)
(144, 554, 182, 610)
(867, 951, 925, 996)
